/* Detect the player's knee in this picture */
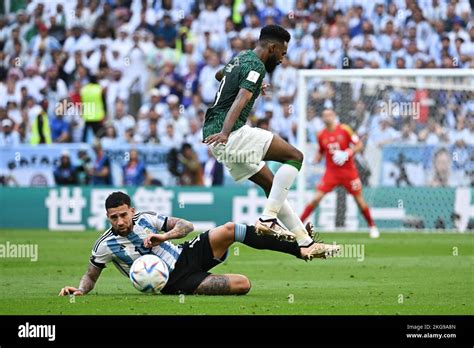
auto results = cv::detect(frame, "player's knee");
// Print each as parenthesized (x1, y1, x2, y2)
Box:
(233, 275, 251, 295)
(290, 149, 304, 163)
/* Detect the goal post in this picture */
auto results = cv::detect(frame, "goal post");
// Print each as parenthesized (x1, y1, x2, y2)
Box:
(295, 69, 474, 230)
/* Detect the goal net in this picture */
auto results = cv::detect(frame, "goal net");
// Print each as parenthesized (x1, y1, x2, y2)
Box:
(295, 69, 474, 232)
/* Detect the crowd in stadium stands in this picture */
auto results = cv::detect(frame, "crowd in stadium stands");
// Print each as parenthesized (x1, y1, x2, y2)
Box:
(0, 0, 472, 186)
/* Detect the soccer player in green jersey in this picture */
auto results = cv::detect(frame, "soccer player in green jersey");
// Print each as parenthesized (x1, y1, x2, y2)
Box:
(203, 25, 316, 248)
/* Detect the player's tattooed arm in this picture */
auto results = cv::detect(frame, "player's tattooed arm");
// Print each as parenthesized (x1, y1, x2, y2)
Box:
(59, 264, 102, 296)
(163, 217, 194, 240)
(194, 275, 232, 295)
(144, 217, 193, 248)
(77, 264, 102, 294)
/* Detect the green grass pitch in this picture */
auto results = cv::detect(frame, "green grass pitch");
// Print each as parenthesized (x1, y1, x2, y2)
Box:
(0, 230, 472, 315)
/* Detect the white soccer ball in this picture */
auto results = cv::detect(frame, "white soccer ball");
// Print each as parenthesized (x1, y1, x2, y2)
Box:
(129, 254, 169, 293)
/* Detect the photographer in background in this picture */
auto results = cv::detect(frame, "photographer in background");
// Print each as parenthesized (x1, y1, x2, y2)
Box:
(75, 149, 92, 185)
(178, 143, 204, 186)
(53, 150, 78, 185)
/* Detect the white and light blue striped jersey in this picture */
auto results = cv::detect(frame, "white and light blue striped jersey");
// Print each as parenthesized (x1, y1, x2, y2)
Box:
(89, 212, 182, 276)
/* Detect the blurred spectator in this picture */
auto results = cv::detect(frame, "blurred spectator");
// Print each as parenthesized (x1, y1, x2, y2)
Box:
(161, 123, 183, 147)
(80, 75, 106, 141)
(398, 122, 418, 144)
(29, 23, 60, 56)
(195, 1, 222, 35)
(124, 126, 143, 144)
(123, 149, 149, 186)
(273, 56, 297, 103)
(50, 111, 70, 143)
(3, 26, 27, 57)
(203, 149, 224, 187)
(271, 102, 297, 144)
(63, 23, 92, 54)
(101, 125, 123, 148)
(198, 51, 223, 105)
(348, 100, 370, 140)
(180, 60, 199, 108)
(449, 116, 470, 145)
(44, 65, 68, 117)
(178, 143, 204, 186)
(147, 35, 178, 72)
(113, 100, 136, 139)
(0, 118, 20, 146)
(184, 118, 203, 147)
(17, 65, 45, 103)
(418, 119, 449, 144)
(186, 94, 206, 120)
(89, 143, 111, 185)
(155, 14, 177, 47)
(53, 151, 78, 185)
(30, 108, 52, 144)
(367, 116, 400, 148)
(144, 120, 160, 144)
(168, 105, 189, 139)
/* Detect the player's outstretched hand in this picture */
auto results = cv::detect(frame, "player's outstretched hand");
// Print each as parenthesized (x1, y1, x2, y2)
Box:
(58, 286, 83, 296)
(204, 132, 229, 146)
(143, 234, 168, 248)
(332, 150, 349, 166)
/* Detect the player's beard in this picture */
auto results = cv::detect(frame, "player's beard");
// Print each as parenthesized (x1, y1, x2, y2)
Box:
(116, 222, 132, 235)
(264, 54, 279, 73)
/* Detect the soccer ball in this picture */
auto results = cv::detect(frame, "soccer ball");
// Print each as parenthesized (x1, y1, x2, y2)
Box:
(129, 255, 169, 293)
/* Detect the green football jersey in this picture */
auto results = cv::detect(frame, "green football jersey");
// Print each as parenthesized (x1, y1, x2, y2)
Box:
(203, 50, 266, 139)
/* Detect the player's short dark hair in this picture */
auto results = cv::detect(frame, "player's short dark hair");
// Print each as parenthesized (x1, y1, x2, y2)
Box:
(105, 191, 131, 210)
(259, 25, 291, 44)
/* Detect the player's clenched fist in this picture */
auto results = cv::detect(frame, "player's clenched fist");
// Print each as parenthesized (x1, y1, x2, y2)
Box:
(58, 286, 83, 296)
(143, 234, 168, 248)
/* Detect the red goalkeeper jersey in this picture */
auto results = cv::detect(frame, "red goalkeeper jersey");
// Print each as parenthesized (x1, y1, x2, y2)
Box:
(317, 123, 359, 172)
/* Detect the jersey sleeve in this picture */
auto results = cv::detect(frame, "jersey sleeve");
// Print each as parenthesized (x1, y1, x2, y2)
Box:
(149, 213, 169, 232)
(341, 124, 360, 144)
(239, 63, 265, 94)
(89, 242, 113, 269)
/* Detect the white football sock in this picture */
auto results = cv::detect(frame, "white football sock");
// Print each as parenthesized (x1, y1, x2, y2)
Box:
(278, 200, 313, 246)
(261, 164, 299, 220)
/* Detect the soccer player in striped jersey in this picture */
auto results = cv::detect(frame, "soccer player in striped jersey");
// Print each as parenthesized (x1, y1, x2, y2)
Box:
(59, 191, 339, 296)
(203, 25, 315, 248)
(300, 109, 380, 238)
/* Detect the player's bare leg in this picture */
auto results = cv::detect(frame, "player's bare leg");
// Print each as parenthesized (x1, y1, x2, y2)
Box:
(353, 193, 380, 238)
(194, 274, 250, 295)
(300, 190, 327, 222)
(250, 165, 313, 246)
